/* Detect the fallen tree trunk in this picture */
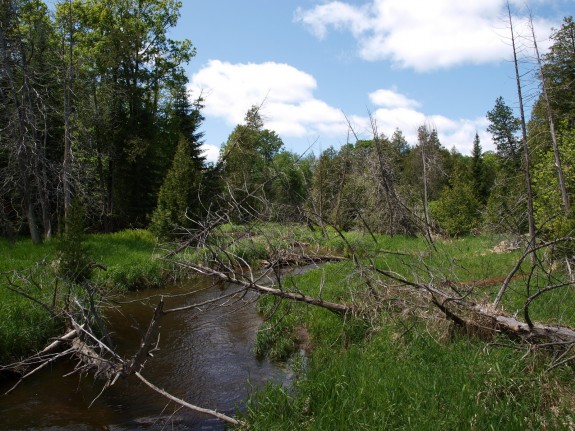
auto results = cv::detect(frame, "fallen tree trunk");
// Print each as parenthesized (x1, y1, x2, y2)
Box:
(372, 265, 575, 347)
(135, 372, 241, 426)
(2, 298, 244, 427)
(262, 253, 347, 268)
(179, 262, 353, 315)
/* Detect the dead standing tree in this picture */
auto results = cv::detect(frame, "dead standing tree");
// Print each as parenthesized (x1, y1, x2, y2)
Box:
(507, 2, 537, 262)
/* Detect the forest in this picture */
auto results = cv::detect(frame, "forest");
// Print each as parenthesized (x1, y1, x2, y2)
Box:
(1, 0, 575, 429)
(0, 1, 573, 244)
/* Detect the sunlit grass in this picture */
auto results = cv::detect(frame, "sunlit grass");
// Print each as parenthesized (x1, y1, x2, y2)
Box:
(245, 323, 574, 430)
(0, 230, 169, 363)
(245, 231, 575, 430)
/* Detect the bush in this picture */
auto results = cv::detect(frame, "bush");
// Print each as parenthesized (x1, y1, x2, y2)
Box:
(430, 183, 481, 237)
(56, 201, 92, 283)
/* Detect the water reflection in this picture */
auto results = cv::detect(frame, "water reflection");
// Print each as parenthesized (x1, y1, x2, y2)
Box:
(0, 276, 286, 430)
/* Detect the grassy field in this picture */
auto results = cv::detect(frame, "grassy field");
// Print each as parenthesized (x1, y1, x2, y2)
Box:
(241, 230, 575, 430)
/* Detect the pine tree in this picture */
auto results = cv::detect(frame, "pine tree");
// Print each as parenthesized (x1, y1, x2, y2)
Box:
(471, 133, 488, 203)
(486, 97, 522, 170)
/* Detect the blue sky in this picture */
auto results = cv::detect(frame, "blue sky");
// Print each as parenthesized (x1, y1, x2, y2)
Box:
(169, 0, 572, 162)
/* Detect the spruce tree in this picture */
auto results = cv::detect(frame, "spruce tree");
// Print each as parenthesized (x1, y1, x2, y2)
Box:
(471, 133, 488, 203)
(150, 136, 201, 239)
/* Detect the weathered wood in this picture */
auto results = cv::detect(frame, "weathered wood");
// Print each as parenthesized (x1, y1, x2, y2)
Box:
(182, 262, 353, 315)
(372, 265, 575, 347)
(262, 253, 346, 268)
(135, 372, 242, 426)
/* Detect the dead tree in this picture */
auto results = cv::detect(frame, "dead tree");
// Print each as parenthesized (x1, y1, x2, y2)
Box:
(507, 2, 537, 263)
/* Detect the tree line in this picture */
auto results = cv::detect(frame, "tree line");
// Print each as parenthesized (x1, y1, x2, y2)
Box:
(1, 2, 574, 247)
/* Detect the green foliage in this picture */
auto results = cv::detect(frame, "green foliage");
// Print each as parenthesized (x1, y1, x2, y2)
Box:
(471, 132, 490, 203)
(243, 234, 574, 430)
(269, 151, 311, 218)
(532, 123, 575, 239)
(88, 229, 167, 291)
(221, 105, 284, 220)
(308, 136, 420, 235)
(2, 0, 197, 234)
(56, 201, 92, 283)
(484, 173, 527, 234)
(255, 297, 298, 362)
(150, 136, 202, 239)
(245, 328, 573, 430)
(430, 166, 482, 237)
(542, 16, 575, 125)
(487, 97, 522, 170)
(0, 293, 61, 363)
(0, 229, 171, 362)
(0, 239, 60, 362)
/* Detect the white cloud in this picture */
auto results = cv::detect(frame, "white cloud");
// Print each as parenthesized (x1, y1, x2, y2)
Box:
(190, 60, 492, 156)
(200, 144, 220, 164)
(189, 60, 349, 139)
(368, 108, 493, 155)
(295, 0, 556, 71)
(369, 88, 421, 109)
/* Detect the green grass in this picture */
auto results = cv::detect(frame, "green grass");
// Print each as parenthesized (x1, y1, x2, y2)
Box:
(243, 231, 575, 430)
(245, 324, 574, 430)
(0, 229, 171, 363)
(3, 225, 574, 431)
(88, 229, 168, 291)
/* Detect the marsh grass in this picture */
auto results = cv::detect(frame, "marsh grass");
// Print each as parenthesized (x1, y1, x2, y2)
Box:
(245, 232, 575, 430)
(0, 230, 170, 363)
(246, 323, 574, 430)
(87, 229, 169, 291)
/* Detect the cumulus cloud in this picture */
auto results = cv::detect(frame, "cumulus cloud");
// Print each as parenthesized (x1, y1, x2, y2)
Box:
(190, 60, 492, 156)
(369, 88, 421, 109)
(200, 144, 220, 164)
(189, 60, 349, 138)
(295, 0, 555, 71)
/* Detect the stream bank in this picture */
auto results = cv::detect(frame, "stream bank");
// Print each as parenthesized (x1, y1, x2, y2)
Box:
(0, 276, 286, 430)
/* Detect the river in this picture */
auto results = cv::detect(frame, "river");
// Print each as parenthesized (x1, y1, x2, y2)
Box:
(0, 275, 287, 430)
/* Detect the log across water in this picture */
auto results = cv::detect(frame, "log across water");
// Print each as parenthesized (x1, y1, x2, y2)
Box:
(0, 276, 287, 430)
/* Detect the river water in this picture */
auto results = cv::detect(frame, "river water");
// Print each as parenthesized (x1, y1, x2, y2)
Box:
(0, 276, 287, 430)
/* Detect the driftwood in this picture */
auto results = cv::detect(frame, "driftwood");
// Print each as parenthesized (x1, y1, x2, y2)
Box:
(372, 265, 575, 348)
(135, 372, 241, 425)
(2, 297, 242, 426)
(4, 230, 574, 426)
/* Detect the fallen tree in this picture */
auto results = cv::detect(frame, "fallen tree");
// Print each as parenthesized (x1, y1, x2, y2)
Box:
(176, 262, 353, 316)
(0, 276, 243, 426)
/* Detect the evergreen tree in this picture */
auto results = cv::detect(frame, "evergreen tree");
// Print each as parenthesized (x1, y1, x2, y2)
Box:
(542, 16, 575, 127)
(220, 105, 283, 220)
(471, 133, 489, 203)
(430, 164, 482, 237)
(487, 97, 522, 170)
(57, 200, 92, 283)
(150, 136, 202, 239)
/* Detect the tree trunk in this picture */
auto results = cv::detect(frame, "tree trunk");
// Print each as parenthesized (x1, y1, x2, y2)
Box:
(62, 0, 75, 230)
(508, 3, 536, 262)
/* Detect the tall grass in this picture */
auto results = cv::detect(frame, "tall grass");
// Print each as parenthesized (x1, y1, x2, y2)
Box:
(245, 324, 574, 430)
(244, 232, 575, 430)
(0, 230, 169, 363)
(88, 229, 168, 291)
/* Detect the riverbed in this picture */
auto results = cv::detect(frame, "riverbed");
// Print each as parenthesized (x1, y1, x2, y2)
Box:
(0, 275, 287, 430)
